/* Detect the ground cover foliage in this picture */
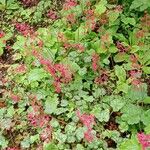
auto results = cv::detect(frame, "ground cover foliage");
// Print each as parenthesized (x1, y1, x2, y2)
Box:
(0, 0, 150, 149)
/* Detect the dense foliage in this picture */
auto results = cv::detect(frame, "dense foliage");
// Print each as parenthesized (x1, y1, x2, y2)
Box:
(0, 0, 150, 149)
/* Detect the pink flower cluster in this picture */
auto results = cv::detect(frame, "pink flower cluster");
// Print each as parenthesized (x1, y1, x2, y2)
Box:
(129, 55, 142, 87)
(27, 97, 52, 143)
(0, 31, 5, 38)
(116, 41, 129, 53)
(47, 10, 58, 20)
(40, 125, 52, 142)
(137, 133, 150, 150)
(92, 53, 100, 72)
(63, 43, 85, 52)
(28, 112, 50, 127)
(66, 13, 76, 24)
(10, 93, 21, 103)
(94, 71, 109, 85)
(76, 110, 95, 142)
(15, 64, 27, 74)
(63, 0, 77, 10)
(32, 50, 72, 93)
(84, 9, 96, 30)
(15, 22, 33, 36)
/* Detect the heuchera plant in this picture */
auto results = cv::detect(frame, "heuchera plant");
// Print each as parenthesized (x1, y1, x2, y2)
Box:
(0, 0, 150, 149)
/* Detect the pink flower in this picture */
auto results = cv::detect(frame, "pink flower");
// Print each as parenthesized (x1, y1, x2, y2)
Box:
(84, 129, 94, 142)
(38, 40, 44, 48)
(136, 30, 145, 38)
(40, 125, 52, 142)
(63, 0, 77, 10)
(53, 80, 61, 93)
(116, 41, 128, 53)
(32, 50, 72, 93)
(73, 43, 85, 52)
(0, 31, 5, 38)
(28, 111, 50, 127)
(10, 94, 21, 103)
(15, 64, 27, 74)
(66, 13, 76, 24)
(92, 53, 100, 72)
(76, 110, 95, 142)
(47, 10, 58, 20)
(15, 22, 33, 36)
(76, 110, 95, 129)
(57, 32, 67, 42)
(94, 73, 109, 84)
(54, 64, 72, 83)
(137, 133, 150, 150)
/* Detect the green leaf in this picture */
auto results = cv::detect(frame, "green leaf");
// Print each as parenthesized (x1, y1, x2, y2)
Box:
(0, 0, 6, 5)
(21, 137, 30, 148)
(75, 127, 85, 141)
(114, 53, 129, 63)
(12, 36, 26, 51)
(75, 24, 86, 41)
(30, 134, 39, 144)
(114, 65, 126, 82)
(144, 124, 150, 134)
(54, 130, 67, 143)
(76, 144, 85, 150)
(119, 135, 141, 150)
(92, 106, 110, 122)
(110, 97, 125, 112)
(109, 45, 118, 53)
(121, 104, 142, 125)
(143, 97, 150, 104)
(95, 0, 107, 15)
(119, 122, 129, 132)
(44, 142, 58, 150)
(130, 0, 150, 11)
(127, 83, 147, 101)
(108, 11, 120, 24)
(28, 68, 48, 82)
(141, 110, 150, 126)
(45, 95, 59, 114)
(0, 134, 8, 149)
(121, 17, 136, 26)
(142, 66, 150, 74)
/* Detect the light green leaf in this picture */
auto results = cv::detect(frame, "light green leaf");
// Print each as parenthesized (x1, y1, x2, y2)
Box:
(21, 137, 30, 148)
(44, 142, 58, 150)
(108, 11, 120, 24)
(109, 45, 118, 53)
(143, 97, 150, 104)
(142, 66, 150, 74)
(28, 68, 48, 82)
(45, 95, 59, 114)
(75, 127, 85, 141)
(119, 136, 141, 150)
(121, 104, 142, 125)
(110, 97, 125, 112)
(0, 47, 3, 56)
(141, 110, 150, 126)
(30, 134, 39, 144)
(96, 108, 109, 122)
(115, 65, 126, 82)
(95, 0, 107, 15)
(121, 17, 136, 26)
(0, 134, 8, 149)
